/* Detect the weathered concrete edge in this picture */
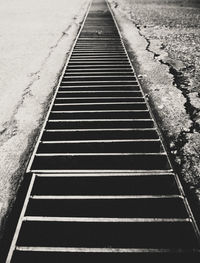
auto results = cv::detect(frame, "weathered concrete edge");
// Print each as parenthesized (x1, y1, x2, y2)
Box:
(108, 2, 200, 216)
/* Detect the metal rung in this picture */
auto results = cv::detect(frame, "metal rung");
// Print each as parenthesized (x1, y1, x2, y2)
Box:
(66, 69, 133, 72)
(68, 63, 130, 66)
(58, 90, 141, 93)
(70, 56, 127, 59)
(78, 38, 120, 40)
(59, 85, 138, 88)
(63, 75, 134, 78)
(35, 172, 174, 177)
(48, 120, 153, 124)
(72, 53, 126, 55)
(68, 65, 131, 68)
(30, 169, 174, 173)
(44, 128, 156, 132)
(31, 195, 183, 200)
(35, 153, 167, 156)
(51, 110, 148, 113)
(23, 216, 191, 223)
(54, 102, 145, 106)
(64, 72, 134, 75)
(69, 62, 130, 65)
(41, 139, 160, 143)
(55, 97, 144, 99)
(15, 246, 200, 253)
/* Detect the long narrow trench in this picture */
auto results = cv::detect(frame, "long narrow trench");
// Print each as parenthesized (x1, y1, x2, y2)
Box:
(5, 0, 200, 262)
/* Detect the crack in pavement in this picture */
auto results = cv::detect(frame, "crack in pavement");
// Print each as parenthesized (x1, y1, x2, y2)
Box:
(132, 21, 200, 133)
(0, 21, 76, 146)
(129, 22, 200, 161)
(123, 21, 200, 186)
(134, 23, 200, 134)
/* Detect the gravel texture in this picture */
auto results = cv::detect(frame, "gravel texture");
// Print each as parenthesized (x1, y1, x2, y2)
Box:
(108, 0, 200, 206)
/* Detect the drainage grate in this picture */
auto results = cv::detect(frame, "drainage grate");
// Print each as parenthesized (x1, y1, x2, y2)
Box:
(6, 0, 200, 262)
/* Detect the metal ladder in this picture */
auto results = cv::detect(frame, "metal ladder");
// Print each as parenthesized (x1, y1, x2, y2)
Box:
(6, 0, 200, 262)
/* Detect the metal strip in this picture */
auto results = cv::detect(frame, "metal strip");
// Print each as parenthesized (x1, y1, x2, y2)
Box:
(40, 139, 160, 143)
(6, 174, 36, 263)
(30, 169, 174, 173)
(31, 195, 183, 200)
(16, 246, 200, 253)
(23, 216, 191, 223)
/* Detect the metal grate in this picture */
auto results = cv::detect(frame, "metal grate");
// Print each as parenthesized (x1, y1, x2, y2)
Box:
(6, 0, 200, 262)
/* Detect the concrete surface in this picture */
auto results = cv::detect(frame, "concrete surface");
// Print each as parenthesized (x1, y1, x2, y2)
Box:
(0, 0, 90, 242)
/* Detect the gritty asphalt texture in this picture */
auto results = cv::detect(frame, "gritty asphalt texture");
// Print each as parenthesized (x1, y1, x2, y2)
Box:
(109, 0, 200, 209)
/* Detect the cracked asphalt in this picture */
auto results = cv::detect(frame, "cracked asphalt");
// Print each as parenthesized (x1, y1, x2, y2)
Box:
(109, 0, 200, 208)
